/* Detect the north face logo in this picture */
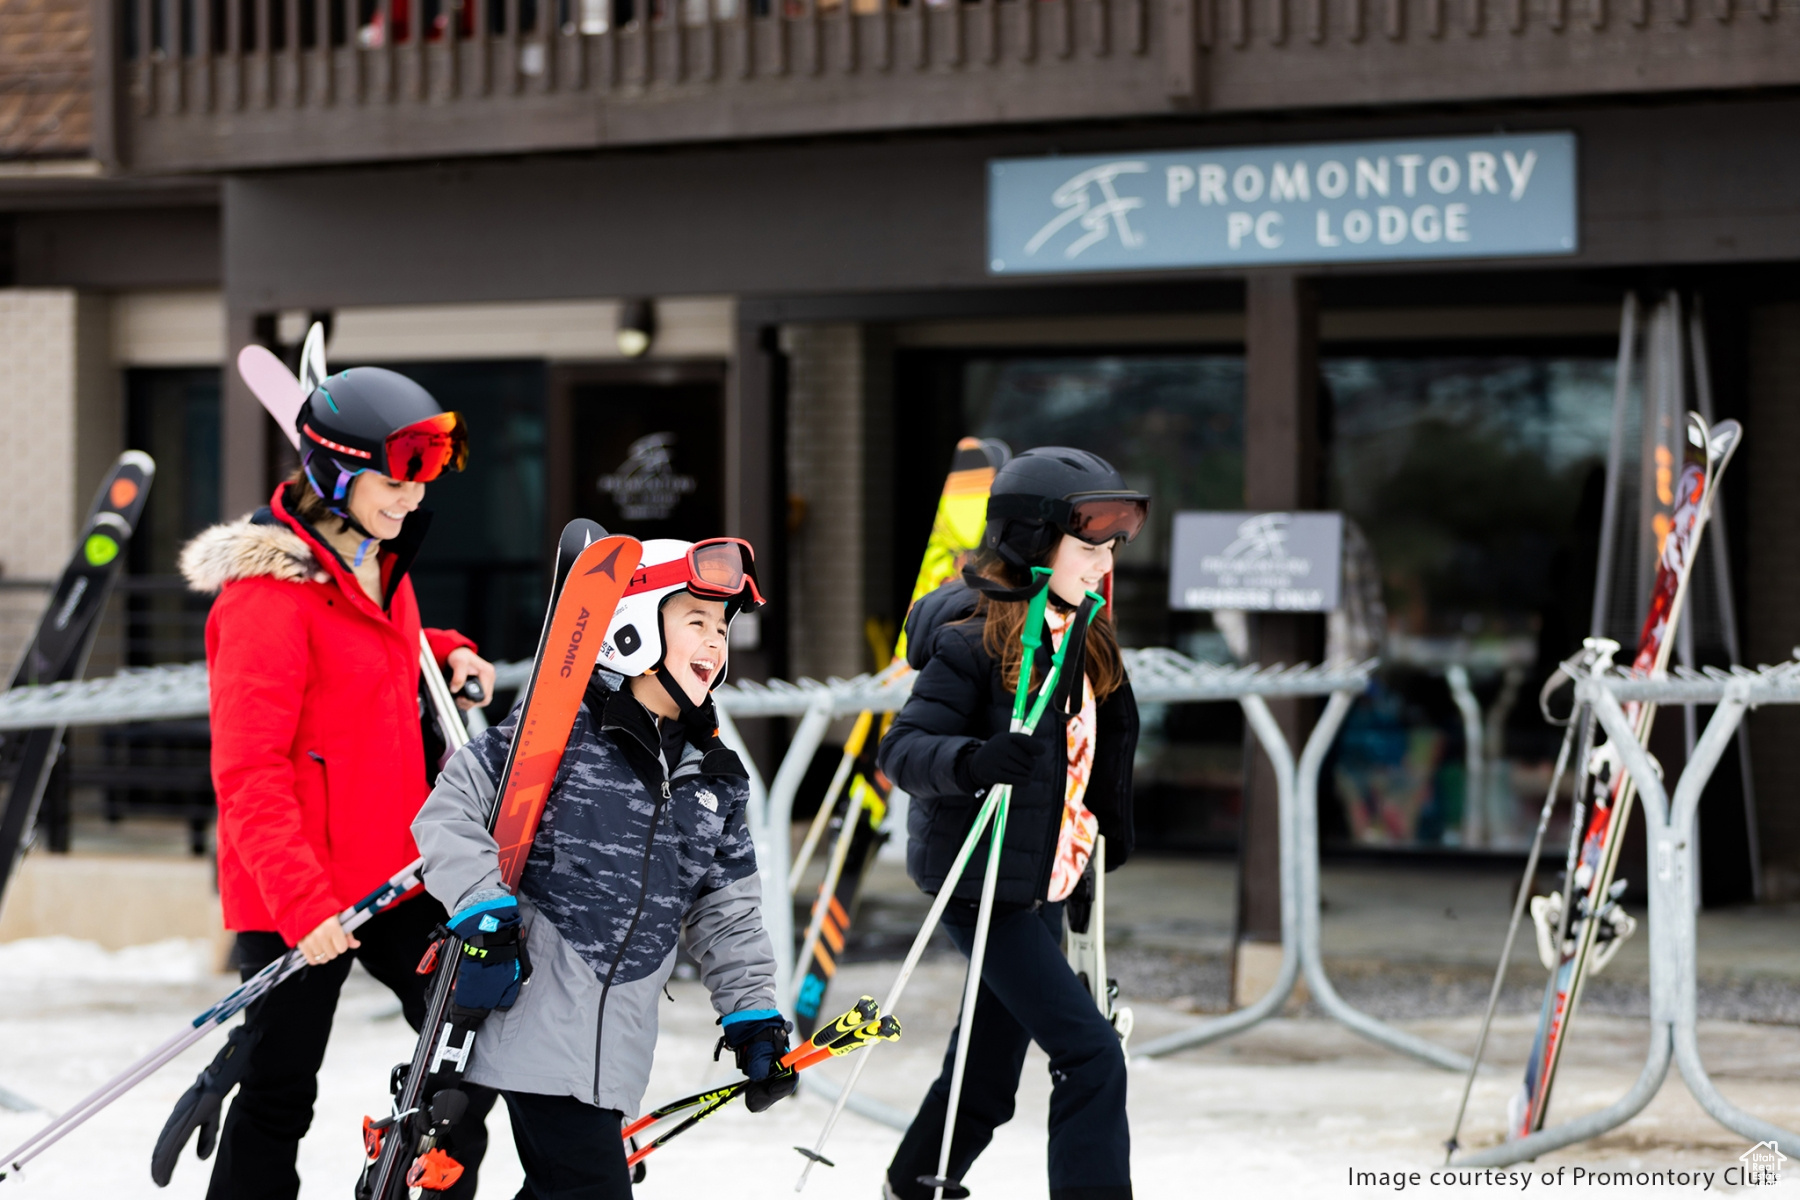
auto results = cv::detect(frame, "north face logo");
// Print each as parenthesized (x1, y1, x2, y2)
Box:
(696, 789, 719, 812)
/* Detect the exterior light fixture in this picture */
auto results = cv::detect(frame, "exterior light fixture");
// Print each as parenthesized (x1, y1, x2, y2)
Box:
(617, 299, 656, 358)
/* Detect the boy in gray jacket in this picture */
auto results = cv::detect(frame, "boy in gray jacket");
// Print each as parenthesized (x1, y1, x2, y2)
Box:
(412, 538, 787, 1199)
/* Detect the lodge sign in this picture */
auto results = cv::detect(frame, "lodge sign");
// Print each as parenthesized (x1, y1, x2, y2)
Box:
(1169, 512, 1344, 613)
(988, 132, 1576, 274)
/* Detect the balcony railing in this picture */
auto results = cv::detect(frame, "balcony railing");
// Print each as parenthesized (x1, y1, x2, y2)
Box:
(106, 0, 1799, 172)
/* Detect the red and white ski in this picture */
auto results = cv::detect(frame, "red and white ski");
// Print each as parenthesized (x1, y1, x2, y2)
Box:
(357, 520, 640, 1200)
(1511, 413, 1741, 1138)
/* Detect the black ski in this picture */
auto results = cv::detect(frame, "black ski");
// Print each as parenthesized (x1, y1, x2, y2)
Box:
(0, 451, 155, 897)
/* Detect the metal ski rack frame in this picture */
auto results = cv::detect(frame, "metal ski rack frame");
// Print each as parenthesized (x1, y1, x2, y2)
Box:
(1126, 654, 1470, 1072)
(1453, 661, 1800, 1168)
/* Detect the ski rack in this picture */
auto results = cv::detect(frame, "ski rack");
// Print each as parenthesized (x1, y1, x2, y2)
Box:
(1123, 658, 1471, 1073)
(1452, 659, 1800, 1168)
(0, 663, 211, 731)
(709, 650, 1471, 1074)
(0, 650, 1468, 1074)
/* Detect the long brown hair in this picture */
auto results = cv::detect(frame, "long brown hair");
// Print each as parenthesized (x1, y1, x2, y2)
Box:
(966, 542, 1125, 702)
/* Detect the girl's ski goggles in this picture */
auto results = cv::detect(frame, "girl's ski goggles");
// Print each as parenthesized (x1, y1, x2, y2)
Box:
(302, 411, 470, 483)
(986, 492, 1150, 545)
(628, 538, 767, 611)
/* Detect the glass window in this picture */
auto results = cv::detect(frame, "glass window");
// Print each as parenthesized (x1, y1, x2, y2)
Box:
(381, 360, 549, 663)
(894, 350, 1248, 850)
(1323, 352, 1616, 850)
(125, 367, 222, 665)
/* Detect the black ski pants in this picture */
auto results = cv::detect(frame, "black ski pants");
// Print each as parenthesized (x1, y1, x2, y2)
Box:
(887, 902, 1131, 1200)
(207, 895, 497, 1200)
(502, 1090, 633, 1200)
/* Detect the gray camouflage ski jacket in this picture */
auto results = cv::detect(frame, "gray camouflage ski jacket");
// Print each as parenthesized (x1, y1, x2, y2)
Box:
(413, 670, 776, 1115)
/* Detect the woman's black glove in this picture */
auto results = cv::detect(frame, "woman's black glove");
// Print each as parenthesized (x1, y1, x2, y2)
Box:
(957, 731, 1046, 793)
(150, 1023, 260, 1186)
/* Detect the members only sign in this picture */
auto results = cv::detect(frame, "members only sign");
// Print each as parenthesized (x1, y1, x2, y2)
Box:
(1170, 512, 1344, 612)
(988, 132, 1576, 274)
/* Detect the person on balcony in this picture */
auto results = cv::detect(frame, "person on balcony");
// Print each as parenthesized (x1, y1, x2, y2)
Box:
(163, 366, 497, 1200)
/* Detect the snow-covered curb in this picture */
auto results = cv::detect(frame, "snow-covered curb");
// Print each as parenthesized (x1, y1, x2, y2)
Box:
(0, 937, 220, 987)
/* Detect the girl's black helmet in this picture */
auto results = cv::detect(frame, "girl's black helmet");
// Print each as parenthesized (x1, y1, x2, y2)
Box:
(982, 447, 1150, 567)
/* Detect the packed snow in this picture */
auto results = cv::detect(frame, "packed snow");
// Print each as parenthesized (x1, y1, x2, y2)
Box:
(0, 940, 1794, 1197)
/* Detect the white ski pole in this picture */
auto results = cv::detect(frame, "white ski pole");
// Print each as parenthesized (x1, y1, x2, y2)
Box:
(1442, 660, 1593, 1162)
(930, 759, 1015, 1200)
(794, 787, 1004, 1191)
(0, 856, 426, 1177)
(796, 577, 1093, 1192)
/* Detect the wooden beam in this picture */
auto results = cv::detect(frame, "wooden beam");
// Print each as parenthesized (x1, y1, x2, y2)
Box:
(1236, 270, 1321, 968)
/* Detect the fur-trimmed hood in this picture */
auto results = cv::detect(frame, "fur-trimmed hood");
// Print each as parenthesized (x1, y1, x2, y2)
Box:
(180, 516, 330, 594)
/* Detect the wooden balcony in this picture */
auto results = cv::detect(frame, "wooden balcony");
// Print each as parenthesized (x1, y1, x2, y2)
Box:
(102, 0, 1800, 173)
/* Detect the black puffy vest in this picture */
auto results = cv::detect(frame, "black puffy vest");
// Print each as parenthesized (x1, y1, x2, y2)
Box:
(877, 581, 1137, 911)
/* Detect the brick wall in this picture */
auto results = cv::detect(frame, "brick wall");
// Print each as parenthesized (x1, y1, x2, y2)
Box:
(782, 322, 869, 683)
(0, 0, 93, 159)
(0, 288, 80, 667)
(1745, 303, 1800, 899)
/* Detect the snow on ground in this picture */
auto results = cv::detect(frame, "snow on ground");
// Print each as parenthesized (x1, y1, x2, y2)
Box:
(0, 941, 1795, 1198)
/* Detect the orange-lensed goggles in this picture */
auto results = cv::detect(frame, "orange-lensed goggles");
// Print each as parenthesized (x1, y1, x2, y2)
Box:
(986, 492, 1150, 546)
(1063, 495, 1150, 545)
(627, 538, 766, 611)
(383, 412, 469, 482)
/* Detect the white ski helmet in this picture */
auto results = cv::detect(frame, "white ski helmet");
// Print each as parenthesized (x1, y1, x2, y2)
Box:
(598, 537, 765, 687)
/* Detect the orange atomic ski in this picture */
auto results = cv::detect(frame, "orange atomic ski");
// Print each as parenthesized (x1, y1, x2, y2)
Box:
(357, 521, 641, 1200)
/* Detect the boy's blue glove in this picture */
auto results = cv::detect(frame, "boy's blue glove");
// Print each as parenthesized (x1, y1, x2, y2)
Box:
(718, 1010, 796, 1113)
(448, 896, 529, 1012)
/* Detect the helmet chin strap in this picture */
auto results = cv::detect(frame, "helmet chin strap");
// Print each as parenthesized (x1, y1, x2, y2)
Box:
(649, 664, 707, 725)
(303, 450, 380, 549)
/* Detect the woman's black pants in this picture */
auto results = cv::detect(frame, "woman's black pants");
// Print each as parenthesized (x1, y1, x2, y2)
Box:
(206, 896, 496, 1200)
(887, 901, 1132, 1200)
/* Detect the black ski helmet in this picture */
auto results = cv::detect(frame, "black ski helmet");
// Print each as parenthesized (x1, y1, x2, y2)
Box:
(982, 447, 1150, 567)
(296, 367, 469, 509)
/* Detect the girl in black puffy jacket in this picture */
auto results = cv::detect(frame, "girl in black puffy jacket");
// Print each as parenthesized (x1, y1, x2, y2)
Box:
(877, 447, 1146, 1200)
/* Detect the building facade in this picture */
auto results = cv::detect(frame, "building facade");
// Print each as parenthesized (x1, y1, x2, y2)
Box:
(1, 0, 1797, 930)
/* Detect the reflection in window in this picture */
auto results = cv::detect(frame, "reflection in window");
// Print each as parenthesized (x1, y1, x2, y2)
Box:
(957, 354, 1249, 850)
(1325, 354, 1616, 850)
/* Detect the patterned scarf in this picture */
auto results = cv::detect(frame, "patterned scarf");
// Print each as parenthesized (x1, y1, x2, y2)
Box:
(1046, 607, 1098, 902)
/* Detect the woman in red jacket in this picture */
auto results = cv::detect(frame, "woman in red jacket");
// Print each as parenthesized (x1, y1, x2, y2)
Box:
(172, 366, 497, 1200)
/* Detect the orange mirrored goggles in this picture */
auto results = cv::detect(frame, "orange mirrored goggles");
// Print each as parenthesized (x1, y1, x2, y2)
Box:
(627, 538, 766, 611)
(384, 412, 469, 482)
(1064, 495, 1149, 545)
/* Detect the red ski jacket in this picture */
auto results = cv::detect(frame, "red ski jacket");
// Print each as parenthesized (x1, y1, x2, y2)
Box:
(181, 484, 475, 945)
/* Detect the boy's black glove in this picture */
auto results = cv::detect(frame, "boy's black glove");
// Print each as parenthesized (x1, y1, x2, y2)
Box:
(150, 1023, 260, 1186)
(718, 1013, 796, 1113)
(448, 896, 530, 1012)
(958, 731, 1046, 792)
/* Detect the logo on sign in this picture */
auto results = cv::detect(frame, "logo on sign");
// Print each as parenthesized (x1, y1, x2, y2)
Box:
(1169, 511, 1344, 613)
(1023, 162, 1149, 260)
(599, 433, 698, 522)
(1190, 514, 1324, 610)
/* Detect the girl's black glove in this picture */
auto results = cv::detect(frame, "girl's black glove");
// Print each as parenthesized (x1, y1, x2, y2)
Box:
(957, 731, 1046, 792)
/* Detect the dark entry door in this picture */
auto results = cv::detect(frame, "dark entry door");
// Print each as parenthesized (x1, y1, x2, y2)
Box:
(550, 362, 727, 544)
